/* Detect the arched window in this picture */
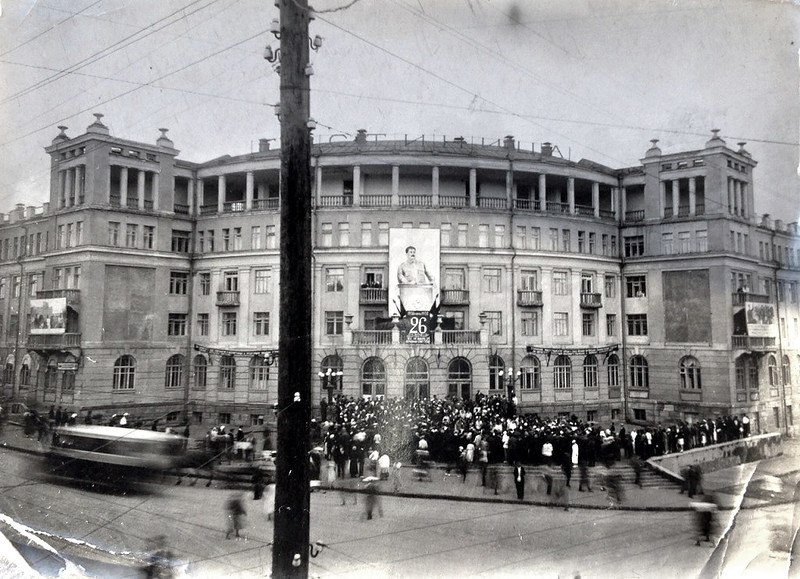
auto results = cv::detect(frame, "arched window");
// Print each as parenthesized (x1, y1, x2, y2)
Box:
(607, 354, 620, 388)
(113, 355, 136, 390)
(520, 355, 540, 390)
(250, 355, 270, 390)
(448, 357, 472, 399)
(45, 357, 58, 392)
(583, 355, 598, 389)
(405, 356, 429, 398)
(319, 354, 343, 398)
(3, 354, 14, 384)
(361, 357, 386, 398)
(768, 355, 778, 387)
(61, 354, 76, 396)
(782, 355, 791, 385)
(220, 355, 236, 389)
(165, 354, 185, 389)
(554, 355, 571, 389)
(193, 355, 207, 390)
(20, 354, 31, 386)
(680, 356, 702, 389)
(488, 354, 505, 391)
(630, 355, 649, 389)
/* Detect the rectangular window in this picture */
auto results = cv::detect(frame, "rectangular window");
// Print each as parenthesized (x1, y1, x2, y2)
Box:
(52, 269, 62, 290)
(634, 409, 647, 421)
(251, 226, 262, 249)
(678, 231, 691, 254)
(485, 311, 502, 336)
(662, 232, 673, 255)
(320, 223, 333, 248)
(450, 223, 464, 247)
(28, 273, 39, 297)
(168, 313, 187, 336)
(553, 312, 569, 336)
(520, 270, 538, 291)
(254, 269, 271, 294)
(627, 314, 649, 336)
(444, 268, 466, 290)
(483, 268, 501, 293)
(233, 227, 242, 250)
(169, 271, 189, 295)
(611, 235, 618, 255)
(549, 228, 559, 251)
(624, 235, 644, 257)
(478, 224, 489, 248)
(580, 272, 595, 293)
(521, 310, 539, 336)
(561, 229, 571, 252)
(143, 226, 155, 249)
(626, 275, 647, 297)
(70, 266, 80, 289)
(601, 234, 609, 255)
(218, 413, 231, 425)
(12, 275, 20, 298)
(588, 232, 596, 254)
(531, 227, 540, 250)
(222, 312, 237, 336)
(171, 230, 190, 253)
(443, 311, 464, 330)
(199, 273, 211, 295)
(790, 283, 798, 304)
(582, 312, 595, 336)
(325, 311, 344, 335)
(265, 225, 276, 249)
(253, 312, 270, 336)
(65, 223, 73, 248)
(696, 230, 707, 252)
(0, 278, 4, 298)
(552, 271, 568, 295)
(74, 222, 83, 246)
(515, 225, 526, 249)
(56, 225, 64, 249)
(108, 222, 120, 246)
(494, 225, 505, 248)
(361, 222, 373, 246)
(378, 223, 390, 246)
(36, 232, 43, 254)
(222, 228, 231, 251)
(223, 271, 239, 292)
(338, 222, 350, 247)
(604, 275, 616, 298)
(577, 231, 586, 253)
(126, 224, 137, 248)
(326, 267, 344, 292)
(197, 313, 209, 336)
(363, 268, 384, 288)
(606, 314, 617, 336)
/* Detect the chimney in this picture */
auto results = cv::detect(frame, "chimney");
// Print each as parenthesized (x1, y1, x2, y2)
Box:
(541, 142, 553, 156)
(42, 202, 50, 214)
(258, 138, 272, 152)
(503, 135, 515, 150)
(355, 129, 368, 144)
(775, 219, 785, 232)
(25, 206, 36, 219)
(11, 204, 24, 223)
(761, 214, 772, 229)
(789, 222, 798, 236)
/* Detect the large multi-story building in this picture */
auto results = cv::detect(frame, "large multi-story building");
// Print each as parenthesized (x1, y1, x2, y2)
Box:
(1, 114, 798, 433)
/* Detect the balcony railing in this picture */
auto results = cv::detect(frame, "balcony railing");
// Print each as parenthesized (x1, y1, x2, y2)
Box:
(173, 203, 190, 214)
(360, 195, 391, 207)
(440, 330, 481, 345)
(625, 210, 645, 222)
(732, 291, 771, 306)
(678, 205, 691, 217)
(126, 198, 139, 209)
(580, 292, 602, 308)
(216, 291, 240, 306)
(223, 201, 246, 213)
(399, 194, 432, 207)
(200, 204, 218, 215)
(360, 287, 388, 304)
(439, 195, 467, 208)
(36, 289, 80, 303)
(253, 198, 280, 210)
(27, 333, 81, 350)
(319, 195, 353, 207)
(441, 289, 470, 305)
(732, 335, 776, 351)
(664, 206, 673, 218)
(546, 201, 570, 213)
(575, 204, 594, 216)
(478, 197, 506, 209)
(109, 194, 121, 206)
(517, 290, 543, 306)
(599, 209, 616, 220)
(696, 203, 705, 215)
(352, 330, 392, 345)
(143, 199, 153, 210)
(514, 198, 540, 211)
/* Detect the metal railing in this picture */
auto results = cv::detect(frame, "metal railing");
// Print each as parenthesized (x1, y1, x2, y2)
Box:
(695, 203, 705, 215)
(731, 292, 771, 306)
(664, 206, 674, 218)
(109, 195, 121, 206)
(352, 330, 393, 345)
(439, 195, 467, 208)
(517, 289, 543, 306)
(439, 330, 481, 344)
(36, 289, 80, 302)
(27, 333, 81, 349)
(678, 205, 691, 217)
(580, 292, 602, 307)
(359, 287, 388, 304)
(216, 291, 241, 306)
(625, 210, 645, 222)
(399, 194, 433, 207)
(143, 199, 153, 210)
(441, 289, 470, 305)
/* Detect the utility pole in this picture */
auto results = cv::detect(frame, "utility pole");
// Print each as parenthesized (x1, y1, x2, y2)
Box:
(273, 0, 312, 576)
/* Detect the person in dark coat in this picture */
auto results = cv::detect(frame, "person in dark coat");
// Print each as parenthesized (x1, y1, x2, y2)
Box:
(513, 461, 526, 500)
(252, 470, 265, 500)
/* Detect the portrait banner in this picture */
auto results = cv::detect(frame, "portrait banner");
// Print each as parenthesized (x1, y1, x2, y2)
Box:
(389, 228, 440, 318)
(745, 302, 776, 337)
(29, 298, 67, 335)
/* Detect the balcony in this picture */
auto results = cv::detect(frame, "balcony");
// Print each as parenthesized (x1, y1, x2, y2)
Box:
(253, 198, 280, 210)
(580, 292, 602, 308)
(599, 209, 616, 220)
(27, 333, 81, 350)
(441, 289, 470, 305)
(517, 290, 543, 307)
(360, 195, 391, 207)
(439, 195, 467, 208)
(575, 204, 594, 217)
(477, 197, 506, 209)
(677, 205, 691, 217)
(36, 289, 80, 305)
(732, 335, 776, 351)
(223, 201, 246, 213)
(625, 210, 645, 222)
(352, 330, 392, 345)
(439, 330, 481, 345)
(319, 195, 353, 207)
(399, 194, 432, 207)
(200, 204, 217, 215)
(546, 201, 570, 214)
(173, 203, 190, 214)
(732, 291, 771, 306)
(514, 198, 540, 211)
(216, 291, 240, 306)
(360, 287, 388, 305)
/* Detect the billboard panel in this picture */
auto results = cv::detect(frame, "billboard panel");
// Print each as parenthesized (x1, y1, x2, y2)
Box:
(389, 228, 440, 330)
(745, 302, 776, 337)
(30, 298, 67, 335)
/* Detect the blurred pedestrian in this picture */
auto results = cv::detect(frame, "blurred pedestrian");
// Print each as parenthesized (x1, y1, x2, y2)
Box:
(578, 462, 592, 492)
(252, 469, 265, 500)
(225, 493, 247, 539)
(691, 494, 718, 546)
(390, 461, 403, 493)
(513, 461, 526, 500)
(263, 482, 275, 522)
(363, 481, 383, 520)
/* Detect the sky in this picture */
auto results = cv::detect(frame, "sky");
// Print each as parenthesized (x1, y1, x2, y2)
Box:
(0, 0, 798, 219)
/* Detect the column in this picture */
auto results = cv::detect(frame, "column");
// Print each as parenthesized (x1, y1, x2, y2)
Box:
(120, 167, 128, 207)
(611, 187, 619, 221)
(727, 178, 734, 214)
(352, 165, 361, 206)
(505, 169, 513, 210)
(592, 182, 600, 218)
(740, 182, 747, 218)
(671, 179, 679, 217)
(151, 172, 159, 211)
(568, 177, 575, 214)
(736, 181, 743, 217)
(688, 177, 697, 216)
(538, 174, 546, 211)
(469, 168, 477, 208)
(431, 166, 439, 207)
(391, 165, 400, 207)
(73, 166, 82, 205)
(57, 170, 65, 208)
(245, 171, 254, 210)
(659, 180, 666, 218)
(314, 165, 322, 207)
(620, 187, 627, 222)
(64, 168, 73, 208)
(137, 170, 146, 210)
(733, 180, 740, 216)
(217, 175, 226, 213)
(197, 179, 204, 214)
(187, 179, 195, 216)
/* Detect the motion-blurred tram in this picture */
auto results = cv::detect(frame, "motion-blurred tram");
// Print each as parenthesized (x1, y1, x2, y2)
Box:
(45, 425, 186, 484)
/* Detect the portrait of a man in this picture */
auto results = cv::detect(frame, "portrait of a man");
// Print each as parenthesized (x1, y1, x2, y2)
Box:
(397, 246, 435, 285)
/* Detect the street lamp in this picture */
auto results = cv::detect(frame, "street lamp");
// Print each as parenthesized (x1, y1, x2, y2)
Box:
(318, 367, 343, 405)
(498, 366, 522, 411)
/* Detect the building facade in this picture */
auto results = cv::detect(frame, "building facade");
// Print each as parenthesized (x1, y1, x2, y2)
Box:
(2, 115, 798, 433)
